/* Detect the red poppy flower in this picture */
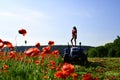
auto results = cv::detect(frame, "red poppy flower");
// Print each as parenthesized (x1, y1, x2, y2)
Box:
(0, 39, 2, 42)
(9, 51, 15, 59)
(61, 63, 75, 77)
(24, 47, 40, 57)
(82, 73, 93, 80)
(35, 42, 40, 48)
(18, 28, 27, 36)
(72, 73, 78, 80)
(56, 67, 60, 71)
(51, 50, 59, 55)
(54, 71, 66, 79)
(34, 60, 40, 65)
(48, 41, 54, 46)
(0, 39, 4, 49)
(2, 65, 9, 69)
(3, 41, 14, 49)
(42, 46, 51, 54)
(0, 42, 4, 49)
(49, 60, 56, 66)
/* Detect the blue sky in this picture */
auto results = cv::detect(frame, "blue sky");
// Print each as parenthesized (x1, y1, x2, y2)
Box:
(0, 0, 120, 46)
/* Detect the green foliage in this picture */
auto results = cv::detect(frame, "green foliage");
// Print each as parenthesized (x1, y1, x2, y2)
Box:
(88, 48, 98, 57)
(96, 46, 107, 57)
(108, 48, 116, 57)
(88, 36, 120, 57)
(88, 46, 107, 57)
(115, 50, 120, 57)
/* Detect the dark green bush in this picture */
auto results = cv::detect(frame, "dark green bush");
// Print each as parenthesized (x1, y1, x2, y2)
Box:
(88, 36, 120, 57)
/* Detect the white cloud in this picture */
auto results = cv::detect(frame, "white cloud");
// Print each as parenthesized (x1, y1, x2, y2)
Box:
(0, 8, 49, 22)
(0, 12, 16, 17)
(17, 9, 49, 22)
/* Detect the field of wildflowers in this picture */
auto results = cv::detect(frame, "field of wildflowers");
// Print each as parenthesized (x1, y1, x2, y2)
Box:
(0, 28, 120, 80)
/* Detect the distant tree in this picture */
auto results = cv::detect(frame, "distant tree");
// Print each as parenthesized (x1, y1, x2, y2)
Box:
(96, 46, 107, 57)
(88, 48, 98, 57)
(113, 36, 120, 50)
(105, 42, 113, 49)
(116, 50, 120, 57)
(88, 36, 120, 57)
(108, 48, 116, 57)
(104, 42, 113, 55)
(117, 35, 120, 39)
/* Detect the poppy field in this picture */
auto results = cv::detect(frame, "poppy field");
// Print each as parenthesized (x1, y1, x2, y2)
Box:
(0, 29, 120, 80)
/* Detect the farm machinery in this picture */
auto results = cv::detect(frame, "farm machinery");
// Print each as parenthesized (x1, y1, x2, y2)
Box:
(63, 42, 88, 65)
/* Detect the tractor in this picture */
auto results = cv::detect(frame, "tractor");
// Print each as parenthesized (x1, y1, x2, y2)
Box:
(63, 42, 88, 65)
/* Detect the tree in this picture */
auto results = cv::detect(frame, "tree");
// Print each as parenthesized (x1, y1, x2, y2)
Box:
(113, 36, 120, 51)
(96, 46, 107, 57)
(88, 36, 120, 57)
(108, 48, 116, 57)
(88, 48, 98, 57)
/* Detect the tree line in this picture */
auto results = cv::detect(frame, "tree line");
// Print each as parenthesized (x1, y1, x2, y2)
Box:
(88, 36, 120, 57)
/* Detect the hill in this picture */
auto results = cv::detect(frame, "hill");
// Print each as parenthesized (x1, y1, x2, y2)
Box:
(3, 45, 94, 56)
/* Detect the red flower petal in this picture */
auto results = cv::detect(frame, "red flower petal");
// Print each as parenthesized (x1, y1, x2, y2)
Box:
(54, 71, 66, 79)
(82, 73, 93, 80)
(9, 51, 15, 59)
(35, 42, 40, 48)
(34, 60, 40, 65)
(0, 39, 4, 49)
(18, 28, 27, 36)
(72, 73, 78, 80)
(42, 46, 51, 54)
(62, 63, 75, 77)
(2, 65, 9, 69)
(3, 41, 14, 49)
(51, 50, 59, 55)
(48, 41, 54, 46)
(24, 47, 40, 57)
(0, 39, 3, 42)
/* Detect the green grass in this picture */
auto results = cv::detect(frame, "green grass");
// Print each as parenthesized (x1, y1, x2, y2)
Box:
(0, 51, 120, 80)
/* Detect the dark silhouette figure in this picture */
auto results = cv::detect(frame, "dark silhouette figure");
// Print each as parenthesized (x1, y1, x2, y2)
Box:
(71, 26, 77, 47)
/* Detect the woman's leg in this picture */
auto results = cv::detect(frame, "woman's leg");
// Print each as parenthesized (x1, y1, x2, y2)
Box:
(74, 38, 76, 47)
(71, 38, 73, 46)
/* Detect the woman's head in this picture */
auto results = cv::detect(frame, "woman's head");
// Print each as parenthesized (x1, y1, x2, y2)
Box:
(73, 26, 77, 30)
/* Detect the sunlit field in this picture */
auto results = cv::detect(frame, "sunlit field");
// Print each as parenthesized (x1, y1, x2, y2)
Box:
(0, 29, 120, 80)
(1, 50, 120, 80)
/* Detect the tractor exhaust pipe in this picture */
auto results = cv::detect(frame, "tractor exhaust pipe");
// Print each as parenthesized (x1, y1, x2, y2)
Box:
(79, 42, 81, 48)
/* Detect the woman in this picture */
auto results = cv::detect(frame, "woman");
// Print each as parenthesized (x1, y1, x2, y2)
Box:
(71, 26, 77, 47)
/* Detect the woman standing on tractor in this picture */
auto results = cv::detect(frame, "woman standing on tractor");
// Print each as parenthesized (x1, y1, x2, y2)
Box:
(71, 26, 77, 47)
